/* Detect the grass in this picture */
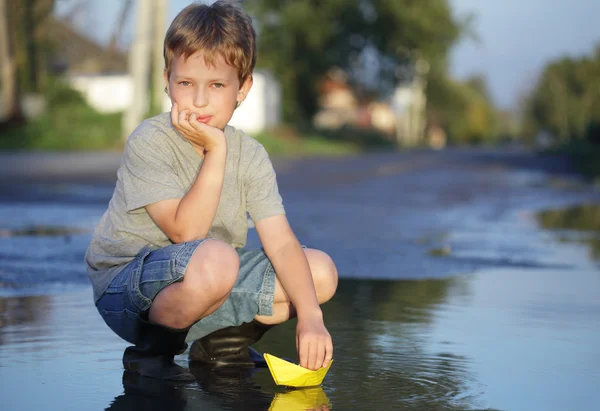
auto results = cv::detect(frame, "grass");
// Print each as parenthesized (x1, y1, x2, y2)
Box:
(0, 105, 123, 151)
(254, 130, 360, 157)
(0, 81, 123, 151)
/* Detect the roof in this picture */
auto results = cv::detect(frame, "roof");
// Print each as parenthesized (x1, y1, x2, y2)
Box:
(48, 17, 128, 75)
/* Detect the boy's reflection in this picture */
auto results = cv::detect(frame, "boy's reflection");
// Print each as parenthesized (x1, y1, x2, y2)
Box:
(105, 366, 330, 411)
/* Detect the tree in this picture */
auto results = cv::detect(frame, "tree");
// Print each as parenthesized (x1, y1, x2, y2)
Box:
(244, 0, 467, 125)
(9, 0, 55, 93)
(522, 45, 600, 144)
(1, 0, 56, 126)
(0, 0, 23, 124)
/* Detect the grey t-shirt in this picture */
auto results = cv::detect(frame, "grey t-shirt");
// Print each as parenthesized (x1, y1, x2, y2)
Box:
(85, 113, 285, 302)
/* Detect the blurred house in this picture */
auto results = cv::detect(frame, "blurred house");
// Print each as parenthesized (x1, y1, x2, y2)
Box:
(313, 68, 397, 137)
(47, 19, 281, 134)
(229, 70, 281, 134)
(313, 68, 359, 130)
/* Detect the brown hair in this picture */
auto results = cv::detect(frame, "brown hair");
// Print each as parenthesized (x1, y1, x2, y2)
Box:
(164, 1, 256, 84)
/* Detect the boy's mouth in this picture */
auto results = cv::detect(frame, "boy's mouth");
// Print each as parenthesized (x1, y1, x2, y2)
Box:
(196, 115, 212, 124)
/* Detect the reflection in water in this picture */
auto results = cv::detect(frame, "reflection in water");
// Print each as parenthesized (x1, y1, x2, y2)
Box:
(315, 279, 489, 410)
(269, 388, 331, 411)
(101, 278, 479, 411)
(105, 369, 329, 411)
(3, 269, 597, 410)
(537, 203, 600, 260)
(0, 294, 51, 327)
(0, 294, 51, 347)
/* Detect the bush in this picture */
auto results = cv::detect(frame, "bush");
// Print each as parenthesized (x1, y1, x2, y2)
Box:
(0, 80, 123, 151)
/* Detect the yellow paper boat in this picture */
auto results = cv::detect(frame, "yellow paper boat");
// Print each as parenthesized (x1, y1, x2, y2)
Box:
(264, 353, 332, 387)
(269, 387, 331, 411)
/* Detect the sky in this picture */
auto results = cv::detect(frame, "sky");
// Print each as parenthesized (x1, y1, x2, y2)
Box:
(449, 0, 600, 109)
(55, 0, 600, 110)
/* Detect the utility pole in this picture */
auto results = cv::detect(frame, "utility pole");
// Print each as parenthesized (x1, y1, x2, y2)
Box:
(152, 0, 168, 114)
(123, 0, 153, 139)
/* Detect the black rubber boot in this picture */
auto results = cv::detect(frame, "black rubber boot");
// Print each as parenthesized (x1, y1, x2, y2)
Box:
(188, 320, 273, 368)
(123, 318, 196, 381)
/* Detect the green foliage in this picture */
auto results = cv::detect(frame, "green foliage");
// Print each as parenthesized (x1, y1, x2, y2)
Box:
(7, 0, 56, 93)
(44, 78, 87, 106)
(429, 74, 498, 144)
(0, 81, 123, 151)
(522, 45, 600, 144)
(245, 0, 466, 124)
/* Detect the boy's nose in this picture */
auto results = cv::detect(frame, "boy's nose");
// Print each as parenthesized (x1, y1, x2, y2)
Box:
(193, 90, 209, 108)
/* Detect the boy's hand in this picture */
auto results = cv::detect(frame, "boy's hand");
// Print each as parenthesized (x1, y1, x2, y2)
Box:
(171, 103, 226, 153)
(296, 315, 333, 371)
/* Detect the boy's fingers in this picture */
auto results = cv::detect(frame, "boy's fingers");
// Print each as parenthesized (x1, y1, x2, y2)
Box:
(323, 338, 333, 368)
(299, 337, 309, 369)
(178, 110, 198, 136)
(188, 115, 208, 132)
(308, 341, 317, 371)
(315, 339, 325, 370)
(170, 103, 179, 126)
(178, 108, 190, 126)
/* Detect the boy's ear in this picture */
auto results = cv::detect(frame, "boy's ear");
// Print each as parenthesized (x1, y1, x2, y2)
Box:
(237, 75, 253, 103)
(163, 69, 170, 95)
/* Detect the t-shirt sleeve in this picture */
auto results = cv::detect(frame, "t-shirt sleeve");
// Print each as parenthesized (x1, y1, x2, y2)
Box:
(121, 133, 186, 212)
(245, 144, 285, 222)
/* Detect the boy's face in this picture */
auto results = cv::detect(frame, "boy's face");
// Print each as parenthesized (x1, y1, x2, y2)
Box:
(164, 52, 252, 130)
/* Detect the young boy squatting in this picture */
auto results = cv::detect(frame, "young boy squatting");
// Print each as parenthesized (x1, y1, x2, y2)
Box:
(85, 1, 338, 381)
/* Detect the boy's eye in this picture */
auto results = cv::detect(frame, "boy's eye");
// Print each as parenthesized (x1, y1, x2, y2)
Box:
(213, 83, 224, 89)
(179, 81, 191, 87)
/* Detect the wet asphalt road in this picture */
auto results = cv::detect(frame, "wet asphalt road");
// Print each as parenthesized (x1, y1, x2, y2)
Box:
(0, 147, 594, 290)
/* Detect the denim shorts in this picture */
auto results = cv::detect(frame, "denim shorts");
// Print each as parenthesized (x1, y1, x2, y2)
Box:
(95, 239, 277, 344)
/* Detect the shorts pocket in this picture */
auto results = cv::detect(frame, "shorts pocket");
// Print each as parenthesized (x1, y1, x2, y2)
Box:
(127, 249, 153, 313)
(99, 308, 141, 344)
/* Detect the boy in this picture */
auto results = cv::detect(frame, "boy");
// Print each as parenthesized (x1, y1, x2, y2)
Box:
(85, 1, 338, 382)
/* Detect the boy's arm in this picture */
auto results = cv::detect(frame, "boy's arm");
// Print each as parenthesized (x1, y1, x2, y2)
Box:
(146, 145, 226, 243)
(146, 107, 227, 243)
(255, 214, 333, 370)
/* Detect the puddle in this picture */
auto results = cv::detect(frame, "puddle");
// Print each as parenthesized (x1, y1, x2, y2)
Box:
(1, 270, 598, 411)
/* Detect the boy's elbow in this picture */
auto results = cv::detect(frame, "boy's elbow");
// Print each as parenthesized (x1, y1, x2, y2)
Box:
(170, 228, 209, 244)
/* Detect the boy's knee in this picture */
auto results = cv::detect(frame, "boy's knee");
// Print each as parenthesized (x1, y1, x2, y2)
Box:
(305, 249, 338, 303)
(185, 239, 239, 300)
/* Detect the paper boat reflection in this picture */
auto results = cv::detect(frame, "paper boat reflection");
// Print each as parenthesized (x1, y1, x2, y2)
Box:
(269, 387, 331, 411)
(264, 353, 332, 387)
